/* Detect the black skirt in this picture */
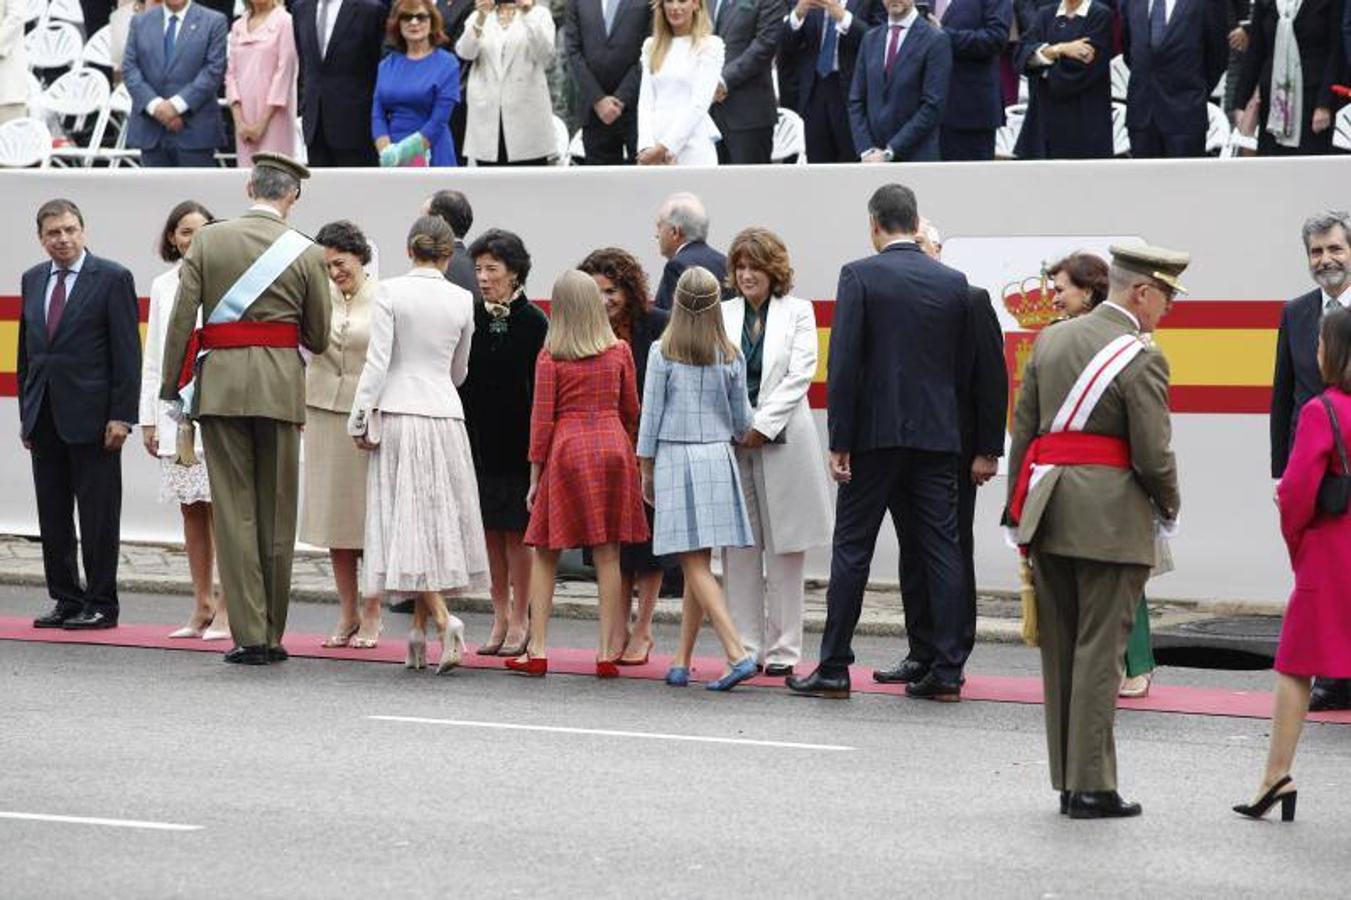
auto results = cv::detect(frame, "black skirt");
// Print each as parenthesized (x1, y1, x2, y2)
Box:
(477, 471, 531, 532)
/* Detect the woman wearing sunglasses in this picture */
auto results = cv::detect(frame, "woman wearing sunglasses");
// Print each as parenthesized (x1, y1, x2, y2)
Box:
(372, 0, 462, 166)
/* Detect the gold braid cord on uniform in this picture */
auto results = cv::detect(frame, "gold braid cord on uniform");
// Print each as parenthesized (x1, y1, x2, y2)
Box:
(175, 421, 199, 467)
(1019, 557, 1039, 647)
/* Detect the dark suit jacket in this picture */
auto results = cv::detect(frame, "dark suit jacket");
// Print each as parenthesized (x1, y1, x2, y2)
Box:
(827, 242, 971, 455)
(848, 17, 953, 160)
(961, 286, 1009, 458)
(710, 0, 787, 134)
(1013, 2, 1114, 158)
(565, 0, 650, 125)
(445, 238, 483, 303)
(1271, 289, 1327, 477)
(293, 0, 388, 152)
(941, 0, 1013, 131)
(1122, 0, 1228, 137)
(17, 254, 141, 445)
(787, 0, 883, 115)
(121, 3, 229, 150)
(653, 241, 729, 311)
(629, 306, 670, 395)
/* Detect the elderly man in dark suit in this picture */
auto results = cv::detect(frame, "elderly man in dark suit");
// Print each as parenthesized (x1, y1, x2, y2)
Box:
(785, 0, 884, 162)
(293, 0, 388, 167)
(427, 188, 483, 302)
(652, 192, 729, 310)
(565, 0, 650, 164)
(935, 0, 1012, 160)
(788, 184, 972, 701)
(848, 0, 953, 161)
(20, 200, 141, 631)
(1122, 0, 1229, 157)
(1272, 211, 1351, 711)
(709, 0, 788, 164)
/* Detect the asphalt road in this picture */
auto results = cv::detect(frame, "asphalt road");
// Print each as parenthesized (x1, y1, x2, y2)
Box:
(1, 587, 1348, 899)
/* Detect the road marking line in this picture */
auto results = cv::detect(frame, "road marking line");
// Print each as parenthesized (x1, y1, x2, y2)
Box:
(0, 812, 203, 832)
(369, 716, 854, 752)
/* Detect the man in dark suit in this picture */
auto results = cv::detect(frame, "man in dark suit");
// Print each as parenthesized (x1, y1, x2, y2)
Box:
(848, 0, 953, 161)
(935, 0, 1012, 160)
(652, 192, 729, 310)
(565, 0, 649, 164)
(785, 0, 884, 162)
(19, 200, 140, 631)
(293, 0, 388, 167)
(709, 0, 787, 164)
(437, 0, 478, 154)
(1122, 0, 1229, 157)
(426, 188, 483, 302)
(788, 184, 972, 701)
(1272, 211, 1351, 710)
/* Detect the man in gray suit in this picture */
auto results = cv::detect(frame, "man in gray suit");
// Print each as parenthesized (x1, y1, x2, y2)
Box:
(710, 0, 788, 164)
(565, 0, 650, 164)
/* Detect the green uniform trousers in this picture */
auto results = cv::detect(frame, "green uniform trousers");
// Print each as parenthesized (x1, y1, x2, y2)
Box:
(1032, 551, 1151, 792)
(199, 416, 301, 649)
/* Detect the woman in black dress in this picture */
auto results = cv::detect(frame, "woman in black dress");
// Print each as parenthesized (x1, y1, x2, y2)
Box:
(1014, 0, 1115, 159)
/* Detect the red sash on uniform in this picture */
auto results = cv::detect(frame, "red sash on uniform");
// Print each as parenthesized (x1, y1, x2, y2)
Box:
(1007, 432, 1131, 525)
(176, 322, 300, 390)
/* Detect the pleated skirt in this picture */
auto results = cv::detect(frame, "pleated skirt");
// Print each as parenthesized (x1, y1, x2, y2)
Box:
(650, 441, 754, 556)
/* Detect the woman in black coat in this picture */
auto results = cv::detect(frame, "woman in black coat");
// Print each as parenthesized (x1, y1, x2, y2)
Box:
(1014, 0, 1115, 159)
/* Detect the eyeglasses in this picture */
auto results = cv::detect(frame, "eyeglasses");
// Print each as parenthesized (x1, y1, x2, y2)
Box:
(399, 12, 431, 22)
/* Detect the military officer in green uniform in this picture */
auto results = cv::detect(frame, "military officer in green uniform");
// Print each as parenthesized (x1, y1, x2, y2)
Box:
(1007, 244, 1185, 819)
(160, 153, 331, 665)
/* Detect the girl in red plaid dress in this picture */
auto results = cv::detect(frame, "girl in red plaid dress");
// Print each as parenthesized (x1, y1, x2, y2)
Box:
(507, 271, 650, 678)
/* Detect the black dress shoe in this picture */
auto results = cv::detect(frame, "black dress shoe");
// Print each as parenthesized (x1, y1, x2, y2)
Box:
(1309, 678, 1351, 712)
(1067, 791, 1142, 819)
(764, 663, 795, 677)
(62, 609, 118, 630)
(786, 668, 850, 699)
(224, 645, 271, 665)
(388, 598, 416, 614)
(873, 658, 930, 684)
(904, 671, 962, 702)
(33, 605, 79, 629)
(268, 646, 289, 662)
(1060, 791, 1069, 815)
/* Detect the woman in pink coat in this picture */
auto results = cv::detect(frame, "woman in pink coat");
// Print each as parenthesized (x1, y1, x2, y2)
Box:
(1236, 307, 1351, 823)
(225, 0, 298, 167)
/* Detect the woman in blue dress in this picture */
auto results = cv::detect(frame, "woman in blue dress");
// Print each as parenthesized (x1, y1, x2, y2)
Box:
(372, 0, 462, 167)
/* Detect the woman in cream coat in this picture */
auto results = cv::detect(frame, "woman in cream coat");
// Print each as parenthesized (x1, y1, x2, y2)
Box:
(719, 228, 833, 676)
(636, 0, 724, 166)
(455, 0, 556, 166)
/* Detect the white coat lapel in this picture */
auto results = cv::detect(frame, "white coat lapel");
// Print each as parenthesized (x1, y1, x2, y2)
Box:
(721, 297, 745, 349)
(500, 17, 524, 78)
(758, 296, 790, 395)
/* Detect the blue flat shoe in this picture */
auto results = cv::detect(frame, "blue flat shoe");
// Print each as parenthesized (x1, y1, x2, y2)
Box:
(665, 666, 690, 687)
(705, 657, 758, 692)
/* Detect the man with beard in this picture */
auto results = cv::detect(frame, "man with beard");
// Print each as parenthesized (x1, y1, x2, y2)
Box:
(1270, 211, 1351, 710)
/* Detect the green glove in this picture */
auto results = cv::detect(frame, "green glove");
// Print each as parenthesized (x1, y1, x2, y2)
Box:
(379, 133, 429, 167)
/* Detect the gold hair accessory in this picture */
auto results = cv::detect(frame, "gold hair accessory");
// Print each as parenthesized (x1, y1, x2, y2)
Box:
(675, 285, 721, 314)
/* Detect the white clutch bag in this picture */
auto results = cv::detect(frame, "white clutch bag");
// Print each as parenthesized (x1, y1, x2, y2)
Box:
(365, 409, 382, 447)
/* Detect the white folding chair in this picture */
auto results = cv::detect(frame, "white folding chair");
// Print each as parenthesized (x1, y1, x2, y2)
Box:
(1110, 55, 1129, 103)
(1334, 106, 1351, 153)
(568, 127, 586, 163)
(26, 71, 46, 116)
(1204, 103, 1230, 155)
(995, 103, 1026, 159)
(25, 21, 84, 77)
(46, 0, 84, 27)
(1017, 75, 1028, 104)
(23, 0, 47, 26)
(81, 25, 113, 69)
(1111, 102, 1130, 157)
(104, 82, 140, 167)
(550, 114, 570, 166)
(1211, 71, 1226, 103)
(771, 107, 807, 163)
(0, 117, 54, 167)
(40, 67, 109, 127)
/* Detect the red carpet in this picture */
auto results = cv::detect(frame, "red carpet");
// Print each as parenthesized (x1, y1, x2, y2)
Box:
(4, 616, 1349, 724)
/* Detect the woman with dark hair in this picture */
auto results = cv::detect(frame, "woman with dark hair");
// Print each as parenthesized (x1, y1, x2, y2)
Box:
(1235, 308, 1351, 822)
(578, 247, 669, 665)
(1013, 0, 1114, 159)
(461, 228, 550, 656)
(304, 220, 383, 649)
(455, 0, 556, 166)
(372, 0, 462, 166)
(140, 200, 230, 641)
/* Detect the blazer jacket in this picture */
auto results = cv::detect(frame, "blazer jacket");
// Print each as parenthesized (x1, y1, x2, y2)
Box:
(456, 6, 557, 162)
(348, 268, 475, 434)
(1270, 289, 1328, 477)
(636, 345, 753, 453)
(848, 16, 953, 160)
(564, 0, 651, 124)
(293, 0, 387, 152)
(1007, 304, 1181, 566)
(139, 263, 204, 454)
(306, 276, 375, 414)
(0, 0, 27, 106)
(786, 0, 883, 114)
(653, 240, 729, 310)
(18, 252, 141, 445)
(628, 306, 670, 396)
(637, 34, 726, 160)
(122, 3, 229, 150)
(710, 0, 788, 134)
(941, 0, 1013, 131)
(827, 242, 971, 455)
(960, 285, 1010, 459)
(1122, 0, 1229, 137)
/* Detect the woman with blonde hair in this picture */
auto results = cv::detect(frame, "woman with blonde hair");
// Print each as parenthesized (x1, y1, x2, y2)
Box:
(505, 271, 649, 677)
(635, 266, 758, 691)
(636, 0, 725, 166)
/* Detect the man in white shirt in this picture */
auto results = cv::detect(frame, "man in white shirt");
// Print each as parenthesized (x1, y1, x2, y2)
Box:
(784, 0, 884, 162)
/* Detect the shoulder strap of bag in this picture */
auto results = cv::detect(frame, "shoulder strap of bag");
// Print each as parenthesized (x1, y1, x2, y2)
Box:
(1319, 393, 1351, 476)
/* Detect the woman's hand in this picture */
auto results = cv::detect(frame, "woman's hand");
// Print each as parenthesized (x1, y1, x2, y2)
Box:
(517, 0, 534, 11)
(1227, 26, 1248, 52)
(740, 429, 768, 449)
(1058, 38, 1094, 64)
(354, 435, 377, 451)
(474, 0, 493, 20)
(525, 480, 539, 512)
(1312, 107, 1332, 134)
(641, 473, 655, 507)
(637, 145, 670, 165)
(142, 425, 158, 458)
(375, 136, 391, 152)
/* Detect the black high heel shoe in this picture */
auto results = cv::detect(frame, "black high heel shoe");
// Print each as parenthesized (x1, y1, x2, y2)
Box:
(1233, 775, 1298, 822)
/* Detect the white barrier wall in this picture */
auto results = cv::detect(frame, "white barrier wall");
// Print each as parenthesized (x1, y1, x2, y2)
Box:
(0, 159, 1339, 605)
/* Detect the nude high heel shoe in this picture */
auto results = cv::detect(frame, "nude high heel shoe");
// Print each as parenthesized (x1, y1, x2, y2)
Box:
(437, 617, 467, 675)
(406, 629, 427, 670)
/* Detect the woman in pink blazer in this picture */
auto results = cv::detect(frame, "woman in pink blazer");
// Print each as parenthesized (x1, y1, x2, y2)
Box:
(225, 0, 299, 167)
(1236, 307, 1351, 822)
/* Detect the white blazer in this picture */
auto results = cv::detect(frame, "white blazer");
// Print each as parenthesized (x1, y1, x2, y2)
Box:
(722, 294, 834, 553)
(455, 6, 556, 163)
(348, 267, 475, 435)
(140, 264, 205, 456)
(638, 34, 724, 166)
(0, 0, 28, 107)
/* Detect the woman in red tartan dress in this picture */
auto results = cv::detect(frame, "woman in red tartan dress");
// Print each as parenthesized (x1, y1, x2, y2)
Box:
(510, 272, 649, 678)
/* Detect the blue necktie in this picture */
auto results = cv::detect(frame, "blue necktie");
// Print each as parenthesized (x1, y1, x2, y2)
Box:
(1149, 0, 1167, 47)
(164, 13, 180, 65)
(816, 10, 839, 78)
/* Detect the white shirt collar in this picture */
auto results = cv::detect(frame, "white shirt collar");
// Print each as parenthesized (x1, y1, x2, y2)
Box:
(888, 7, 919, 27)
(164, 0, 191, 20)
(1324, 289, 1351, 311)
(1055, 0, 1091, 18)
(883, 237, 917, 250)
(1101, 300, 1142, 332)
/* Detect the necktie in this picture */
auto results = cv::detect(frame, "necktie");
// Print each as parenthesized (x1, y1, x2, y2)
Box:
(602, 0, 617, 35)
(164, 13, 179, 65)
(884, 24, 904, 74)
(816, 9, 839, 78)
(47, 269, 69, 340)
(1327, 296, 1343, 316)
(1149, 0, 1167, 47)
(318, 0, 333, 57)
(711, 0, 722, 26)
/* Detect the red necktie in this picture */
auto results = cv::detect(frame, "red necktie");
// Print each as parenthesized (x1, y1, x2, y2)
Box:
(884, 24, 905, 74)
(47, 269, 69, 340)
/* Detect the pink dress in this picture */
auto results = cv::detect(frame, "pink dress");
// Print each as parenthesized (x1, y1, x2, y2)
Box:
(1275, 387, 1351, 677)
(224, 8, 298, 167)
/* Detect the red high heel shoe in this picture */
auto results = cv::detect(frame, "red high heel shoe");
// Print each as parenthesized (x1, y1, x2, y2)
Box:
(596, 659, 621, 679)
(505, 655, 548, 677)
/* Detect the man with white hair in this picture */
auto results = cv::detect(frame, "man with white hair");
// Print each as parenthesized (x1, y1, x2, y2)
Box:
(652, 192, 729, 311)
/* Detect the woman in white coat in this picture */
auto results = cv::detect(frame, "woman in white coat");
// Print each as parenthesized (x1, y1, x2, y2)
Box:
(0, 0, 27, 124)
(455, 0, 556, 166)
(719, 228, 834, 676)
(636, 0, 724, 166)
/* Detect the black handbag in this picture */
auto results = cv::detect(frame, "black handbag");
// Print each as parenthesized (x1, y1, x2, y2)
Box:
(1317, 394, 1351, 516)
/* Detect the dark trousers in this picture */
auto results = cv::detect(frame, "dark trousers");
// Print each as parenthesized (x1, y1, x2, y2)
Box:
(804, 74, 856, 162)
(940, 126, 996, 161)
(306, 112, 378, 166)
(901, 454, 979, 668)
(29, 401, 122, 616)
(1128, 125, 1206, 158)
(79, 0, 113, 39)
(140, 145, 217, 167)
(716, 125, 775, 164)
(476, 121, 550, 167)
(580, 110, 637, 164)
(818, 448, 964, 679)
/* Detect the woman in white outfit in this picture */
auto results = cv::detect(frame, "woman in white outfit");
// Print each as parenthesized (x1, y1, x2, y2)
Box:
(636, 0, 725, 167)
(139, 200, 231, 641)
(719, 228, 834, 677)
(348, 215, 490, 674)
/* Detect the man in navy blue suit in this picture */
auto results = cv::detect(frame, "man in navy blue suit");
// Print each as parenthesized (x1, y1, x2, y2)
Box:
(1121, 0, 1229, 157)
(294, 0, 389, 167)
(785, 0, 884, 162)
(935, 0, 1012, 160)
(788, 184, 973, 701)
(848, 0, 953, 161)
(19, 200, 140, 631)
(652, 192, 729, 311)
(121, 0, 229, 167)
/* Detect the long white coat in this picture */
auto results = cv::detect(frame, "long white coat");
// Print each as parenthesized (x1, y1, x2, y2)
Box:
(0, 0, 28, 108)
(455, 6, 556, 163)
(722, 294, 834, 554)
(637, 34, 724, 166)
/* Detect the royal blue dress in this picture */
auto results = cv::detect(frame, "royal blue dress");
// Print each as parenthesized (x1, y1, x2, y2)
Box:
(371, 49, 461, 167)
